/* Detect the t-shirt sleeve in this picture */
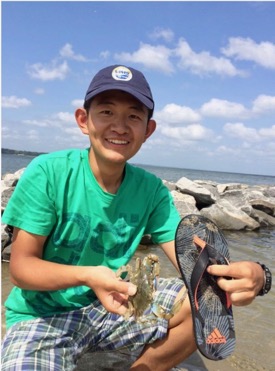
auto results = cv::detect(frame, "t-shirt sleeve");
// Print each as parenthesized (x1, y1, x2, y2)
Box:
(2, 157, 57, 236)
(144, 182, 181, 244)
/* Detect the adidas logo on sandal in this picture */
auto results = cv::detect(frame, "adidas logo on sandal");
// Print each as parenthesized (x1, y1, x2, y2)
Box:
(206, 328, 226, 344)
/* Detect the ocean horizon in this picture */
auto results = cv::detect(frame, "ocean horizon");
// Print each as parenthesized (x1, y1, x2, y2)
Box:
(2, 152, 275, 186)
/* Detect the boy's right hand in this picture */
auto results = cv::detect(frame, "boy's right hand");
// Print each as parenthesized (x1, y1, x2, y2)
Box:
(87, 266, 137, 316)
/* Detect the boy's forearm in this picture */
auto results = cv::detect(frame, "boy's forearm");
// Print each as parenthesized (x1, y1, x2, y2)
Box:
(10, 256, 92, 291)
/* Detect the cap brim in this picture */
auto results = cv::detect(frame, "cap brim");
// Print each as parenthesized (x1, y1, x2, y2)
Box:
(85, 84, 154, 110)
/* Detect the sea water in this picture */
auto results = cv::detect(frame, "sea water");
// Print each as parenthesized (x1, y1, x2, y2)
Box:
(2, 153, 275, 186)
(1, 152, 275, 369)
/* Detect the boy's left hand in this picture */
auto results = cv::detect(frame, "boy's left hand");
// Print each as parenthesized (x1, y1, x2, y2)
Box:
(207, 261, 265, 306)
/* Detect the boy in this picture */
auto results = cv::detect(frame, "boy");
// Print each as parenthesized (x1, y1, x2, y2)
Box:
(1, 65, 269, 370)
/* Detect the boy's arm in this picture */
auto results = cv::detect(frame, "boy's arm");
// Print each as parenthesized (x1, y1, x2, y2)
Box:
(10, 228, 89, 291)
(9, 228, 136, 314)
(159, 240, 180, 273)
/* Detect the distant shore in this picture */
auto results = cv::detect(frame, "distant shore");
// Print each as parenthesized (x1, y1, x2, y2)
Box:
(1, 148, 46, 157)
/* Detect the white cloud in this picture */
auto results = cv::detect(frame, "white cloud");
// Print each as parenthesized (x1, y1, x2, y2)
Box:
(155, 103, 201, 125)
(223, 122, 260, 142)
(63, 127, 83, 136)
(71, 99, 84, 107)
(200, 98, 249, 119)
(259, 125, 275, 138)
(28, 61, 69, 81)
(149, 27, 174, 43)
(26, 129, 39, 140)
(252, 95, 275, 114)
(153, 104, 215, 146)
(21, 111, 76, 131)
(22, 119, 51, 128)
(175, 38, 245, 77)
(161, 123, 213, 142)
(34, 88, 45, 95)
(1, 126, 17, 139)
(216, 145, 238, 155)
(55, 112, 75, 123)
(115, 43, 174, 73)
(222, 37, 275, 69)
(100, 50, 110, 59)
(2, 96, 32, 109)
(115, 37, 251, 77)
(59, 43, 87, 62)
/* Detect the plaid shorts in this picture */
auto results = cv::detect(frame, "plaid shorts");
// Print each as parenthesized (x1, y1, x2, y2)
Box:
(1, 277, 184, 371)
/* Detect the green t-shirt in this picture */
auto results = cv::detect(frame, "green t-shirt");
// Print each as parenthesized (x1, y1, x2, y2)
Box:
(3, 148, 180, 328)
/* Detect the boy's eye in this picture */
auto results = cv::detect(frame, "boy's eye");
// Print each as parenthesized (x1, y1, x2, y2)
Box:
(100, 110, 112, 115)
(130, 114, 142, 120)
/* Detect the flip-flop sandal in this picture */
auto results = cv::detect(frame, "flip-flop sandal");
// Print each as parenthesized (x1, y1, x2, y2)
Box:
(175, 214, 235, 360)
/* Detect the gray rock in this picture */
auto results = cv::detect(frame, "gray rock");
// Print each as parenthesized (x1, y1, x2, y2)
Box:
(200, 199, 260, 230)
(2, 245, 11, 262)
(162, 179, 176, 192)
(249, 208, 275, 227)
(171, 191, 199, 217)
(217, 183, 248, 194)
(2, 187, 15, 209)
(1, 225, 11, 250)
(263, 186, 275, 198)
(176, 177, 216, 206)
(220, 189, 247, 208)
(2, 168, 25, 187)
(249, 199, 275, 216)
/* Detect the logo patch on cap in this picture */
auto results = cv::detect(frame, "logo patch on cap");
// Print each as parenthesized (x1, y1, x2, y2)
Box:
(112, 66, 132, 82)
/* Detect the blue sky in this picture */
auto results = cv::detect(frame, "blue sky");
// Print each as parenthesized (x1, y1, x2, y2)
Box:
(2, 1, 275, 176)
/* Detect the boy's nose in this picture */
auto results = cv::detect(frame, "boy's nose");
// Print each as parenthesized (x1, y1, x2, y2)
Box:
(111, 116, 129, 133)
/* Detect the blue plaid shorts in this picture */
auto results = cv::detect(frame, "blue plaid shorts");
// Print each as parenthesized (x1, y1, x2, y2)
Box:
(1, 277, 184, 370)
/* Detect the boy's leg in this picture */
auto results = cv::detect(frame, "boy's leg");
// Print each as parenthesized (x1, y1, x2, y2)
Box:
(130, 286, 196, 370)
(1, 313, 87, 371)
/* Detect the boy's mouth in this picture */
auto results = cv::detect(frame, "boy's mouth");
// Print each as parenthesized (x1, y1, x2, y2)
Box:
(107, 139, 129, 145)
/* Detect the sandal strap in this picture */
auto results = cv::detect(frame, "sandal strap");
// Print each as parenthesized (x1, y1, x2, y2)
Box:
(190, 236, 229, 310)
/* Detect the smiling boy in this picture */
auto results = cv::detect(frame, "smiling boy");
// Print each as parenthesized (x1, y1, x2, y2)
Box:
(76, 89, 156, 194)
(1, 65, 267, 370)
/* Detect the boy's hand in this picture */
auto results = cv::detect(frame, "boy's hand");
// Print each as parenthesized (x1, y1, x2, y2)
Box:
(207, 261, 264, 306)
(88, 266, 137, 315)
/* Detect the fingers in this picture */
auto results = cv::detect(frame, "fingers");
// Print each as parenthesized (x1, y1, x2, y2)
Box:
(216, 277, 255, 306)
(207, 261, 263, 282)
(113, 279, 137, 296)
(108, 292, 129, 315)
(127, 282, 137, 296)
(207, 261, 250, 278)
(207, 261, 265, 306)
(228, 292, 255, 306)
(98, 280, 137, 315)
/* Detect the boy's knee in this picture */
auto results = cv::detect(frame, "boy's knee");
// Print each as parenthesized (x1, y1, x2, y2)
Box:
(168, 286, 192, 328)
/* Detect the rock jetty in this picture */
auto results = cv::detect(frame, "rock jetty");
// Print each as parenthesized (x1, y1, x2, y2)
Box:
(170, 177, 275, 230)
(2, 169, 275, 261)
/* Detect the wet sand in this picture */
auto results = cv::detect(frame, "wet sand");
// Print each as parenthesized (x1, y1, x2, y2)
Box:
(2, 243, 275, 370)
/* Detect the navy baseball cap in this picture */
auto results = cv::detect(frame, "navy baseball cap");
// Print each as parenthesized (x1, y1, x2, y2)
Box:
(84, 65, 154, 111)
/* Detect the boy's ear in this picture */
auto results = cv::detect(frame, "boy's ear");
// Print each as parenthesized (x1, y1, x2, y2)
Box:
(144, 119, 156, 141)
(75, 108, 89, 135)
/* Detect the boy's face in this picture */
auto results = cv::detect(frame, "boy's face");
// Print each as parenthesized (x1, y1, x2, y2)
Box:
(76, 90, 156, 166)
